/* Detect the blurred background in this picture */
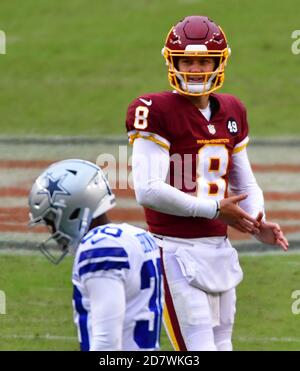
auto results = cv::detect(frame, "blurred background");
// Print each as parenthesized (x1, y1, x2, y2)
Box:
(0, 0, 299, 351)
(0, 0, 299, 136)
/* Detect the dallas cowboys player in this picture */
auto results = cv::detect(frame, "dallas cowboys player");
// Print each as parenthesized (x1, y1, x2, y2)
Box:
(28, 159, 163, 351)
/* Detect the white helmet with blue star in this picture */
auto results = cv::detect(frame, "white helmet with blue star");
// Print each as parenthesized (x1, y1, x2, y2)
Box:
(28, 159, 116, 264)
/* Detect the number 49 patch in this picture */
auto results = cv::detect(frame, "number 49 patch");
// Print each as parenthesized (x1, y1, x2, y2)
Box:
(227, 118, 239, 135)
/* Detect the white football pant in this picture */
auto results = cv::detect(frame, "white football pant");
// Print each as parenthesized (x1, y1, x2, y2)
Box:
(155, 236, 240, 351)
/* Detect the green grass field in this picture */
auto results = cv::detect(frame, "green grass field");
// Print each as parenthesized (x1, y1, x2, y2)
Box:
(0, 252, 299, 351)
(0, 0, 299, 136)
(0, 0, 299, 352)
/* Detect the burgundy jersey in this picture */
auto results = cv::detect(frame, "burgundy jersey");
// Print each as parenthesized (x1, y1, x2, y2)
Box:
(126, 91, 249, 238)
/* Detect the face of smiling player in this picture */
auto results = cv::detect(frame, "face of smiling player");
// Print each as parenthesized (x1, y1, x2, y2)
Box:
(176, 56, 217, 108)
(177, 56, 216, 82)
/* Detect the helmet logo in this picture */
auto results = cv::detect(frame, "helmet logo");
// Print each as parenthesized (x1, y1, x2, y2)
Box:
(170, 29, 182, 45)
(38, 173, 70, 204)
(210, 32, 225, 45)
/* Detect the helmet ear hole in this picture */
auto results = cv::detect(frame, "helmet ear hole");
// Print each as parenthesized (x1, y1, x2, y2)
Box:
(69, 208, 81, 220)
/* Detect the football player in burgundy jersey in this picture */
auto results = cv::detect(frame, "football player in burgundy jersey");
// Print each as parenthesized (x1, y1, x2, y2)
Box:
(125, 16, 288, 351)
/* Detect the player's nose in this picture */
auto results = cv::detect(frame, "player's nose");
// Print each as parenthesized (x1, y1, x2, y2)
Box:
(190, 61, 203, 73)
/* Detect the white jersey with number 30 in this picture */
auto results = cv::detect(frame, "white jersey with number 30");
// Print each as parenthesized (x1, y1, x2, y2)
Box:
(72, 223, 163, 351)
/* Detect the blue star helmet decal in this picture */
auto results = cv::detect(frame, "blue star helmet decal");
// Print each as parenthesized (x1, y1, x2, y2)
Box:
(39, 173, 70, 204)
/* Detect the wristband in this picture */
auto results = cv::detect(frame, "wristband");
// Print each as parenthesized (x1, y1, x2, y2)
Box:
(214, 200, 220, 219)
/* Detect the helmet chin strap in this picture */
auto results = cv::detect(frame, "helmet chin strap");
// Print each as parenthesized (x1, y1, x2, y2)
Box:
(79, 208, 91, 235)
(180, 80, 213, 94)
(68, 207, 92, 256)
(176, 70, 218, 94)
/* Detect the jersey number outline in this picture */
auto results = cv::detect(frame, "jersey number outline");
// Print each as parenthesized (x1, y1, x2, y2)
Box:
(134, 258, 162, 349)
(197, 144, 229, 200)
(134, 106, 149, 130)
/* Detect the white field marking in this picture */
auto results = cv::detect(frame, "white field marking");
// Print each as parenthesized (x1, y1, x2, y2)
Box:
(0, 142, 129, 161)
(109, 198, 141, 209)
(248, 145, 300, 164)
(0, 197, 29, 207)
(236, 336, 300, 344)
(0, 137, 299, 248)
(4, 196, 300, 211)
(0, 168, 43, 187)
(0, 196, 141, 209)
(0, 232, 50, 241)
(0, 248, 60, 257)
(0, 249, 43, 256)
(265, 201, 300, 211)
(0, 247, 299, 258)
(255, 173, 300, 192)
(270, 220, 300, 226)
(0, 334, 77, 341)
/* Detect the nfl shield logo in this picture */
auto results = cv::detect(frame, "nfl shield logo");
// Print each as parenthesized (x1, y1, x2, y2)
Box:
(207, 124, 216, 135)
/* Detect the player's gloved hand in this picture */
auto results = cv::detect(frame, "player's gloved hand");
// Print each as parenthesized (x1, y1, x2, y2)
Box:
(253, 212, 289, 251)
(218, 194, 261, 234)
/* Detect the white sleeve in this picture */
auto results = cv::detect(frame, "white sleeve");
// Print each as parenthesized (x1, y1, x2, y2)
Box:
(132, 137, 218, 219)
(229, 147, 265, 218)
(85, 276, 126, 351)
